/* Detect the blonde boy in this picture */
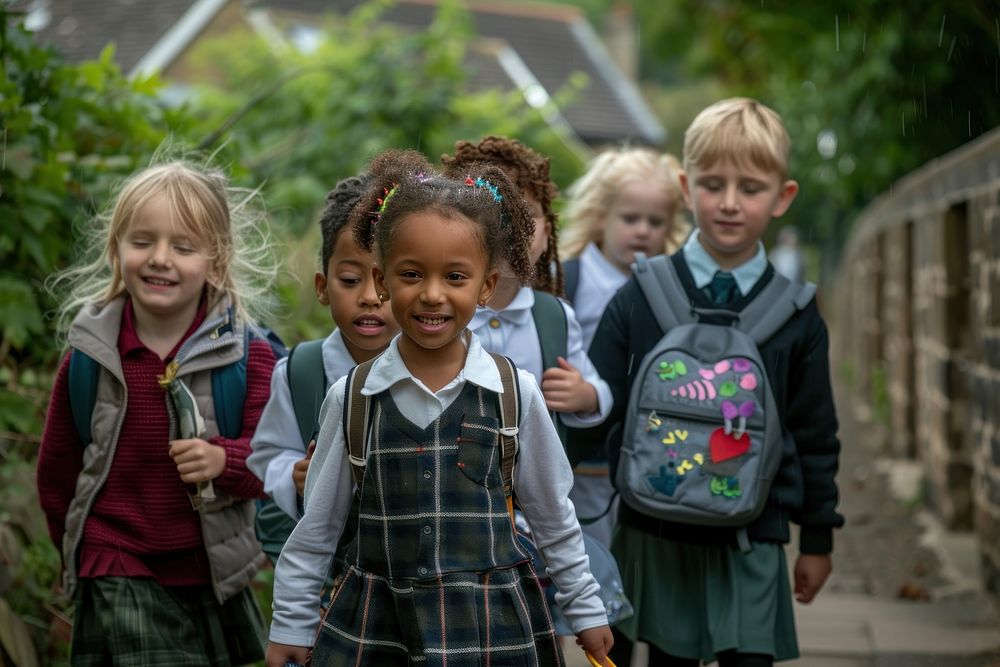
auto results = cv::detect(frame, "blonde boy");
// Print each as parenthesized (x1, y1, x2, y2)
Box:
(570, 98, 844, 665)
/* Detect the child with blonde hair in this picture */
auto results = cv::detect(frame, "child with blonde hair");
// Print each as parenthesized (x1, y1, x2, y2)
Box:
(573, 98, 843, 666)
(560, 147, 688, 548)
(265, 149, 613, 667)
(560, 146, 689, 349)
(38, 160, 278, 665)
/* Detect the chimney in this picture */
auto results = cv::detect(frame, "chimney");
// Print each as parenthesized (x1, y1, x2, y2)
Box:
(604, 2, 638, 81)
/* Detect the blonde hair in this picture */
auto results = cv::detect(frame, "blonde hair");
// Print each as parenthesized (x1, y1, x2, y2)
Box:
(49, 160, 278, 336)
(684, 97, 791, 179)
(560, 146, 689, 260)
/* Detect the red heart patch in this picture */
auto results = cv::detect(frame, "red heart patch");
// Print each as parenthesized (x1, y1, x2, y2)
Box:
(709, 427, 750, 463)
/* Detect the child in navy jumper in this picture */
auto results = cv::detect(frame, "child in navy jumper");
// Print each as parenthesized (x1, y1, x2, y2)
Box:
(570, 98, 844, 666)
(265, 150, 613, 667)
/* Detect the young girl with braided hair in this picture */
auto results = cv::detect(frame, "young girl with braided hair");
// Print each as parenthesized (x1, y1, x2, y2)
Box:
(265, 149, 613, 667)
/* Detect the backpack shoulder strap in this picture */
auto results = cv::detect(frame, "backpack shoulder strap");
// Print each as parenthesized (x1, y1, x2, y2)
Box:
(631, 252, 692, 333)
(530, 290, 569, 446)
(286, 339, 328, 447)
(68, 349, 100, 445)
(562, 257, 581, 305)
(738, 274, 817, 345)
(211, 328, 248, 440)
(530, 290, 567, 372)
(488, 352, 520, 503)
(343, 358, 376, 489)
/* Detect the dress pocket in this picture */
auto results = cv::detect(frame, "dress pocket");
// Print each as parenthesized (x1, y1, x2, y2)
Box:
(456, 415, 502, 487)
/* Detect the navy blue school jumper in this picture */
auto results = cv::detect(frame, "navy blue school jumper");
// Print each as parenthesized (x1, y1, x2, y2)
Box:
(567, 252, 844, 660)
(311, 382, 564, 666)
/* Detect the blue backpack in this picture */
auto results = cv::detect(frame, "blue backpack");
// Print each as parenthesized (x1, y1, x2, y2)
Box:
(68, 327, 288, 445)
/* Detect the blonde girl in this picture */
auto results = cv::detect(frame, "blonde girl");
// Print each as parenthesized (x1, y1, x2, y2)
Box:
(38, 160, 277, 666)
(560, 147, 689, 350)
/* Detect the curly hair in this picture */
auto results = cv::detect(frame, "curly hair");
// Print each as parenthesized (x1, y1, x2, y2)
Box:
(48, 159, 277, 338)
(318, 173, 373, 273)
(440, 136, 563, 296)
(351, 149, 534, 285)
(560, 147, 689, 260)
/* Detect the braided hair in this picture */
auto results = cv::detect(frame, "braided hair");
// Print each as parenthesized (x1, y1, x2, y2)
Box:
(351, 149, 534, 284)
(318, 173, 372, 273)
(441, 136, 563, 296)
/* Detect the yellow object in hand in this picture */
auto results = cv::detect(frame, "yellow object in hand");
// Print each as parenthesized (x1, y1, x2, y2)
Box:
(585, 652, 616, 667)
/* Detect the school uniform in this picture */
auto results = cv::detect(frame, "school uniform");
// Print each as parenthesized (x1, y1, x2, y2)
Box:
(568, 242, 629, 351)
(470, 285, 617, 545)
(569, 231, 844, 662)
(274, 333, 607, 665)
(248, 328, 357, 520)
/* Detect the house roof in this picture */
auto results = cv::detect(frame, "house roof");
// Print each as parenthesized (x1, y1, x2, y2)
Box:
(14, 0, 665, 146)
(11, 0, 228, 76)
(254, 0, 665, 146)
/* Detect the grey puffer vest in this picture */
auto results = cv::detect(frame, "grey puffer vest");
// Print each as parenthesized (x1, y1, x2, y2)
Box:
(61, 295, 265, 604)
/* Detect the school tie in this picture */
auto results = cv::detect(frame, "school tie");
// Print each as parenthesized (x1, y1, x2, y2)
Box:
(704, 270, 738, 305)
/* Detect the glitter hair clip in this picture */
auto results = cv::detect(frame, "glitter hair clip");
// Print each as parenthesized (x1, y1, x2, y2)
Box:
(371, 183, 399, 224)
(464, 176, 503, 202)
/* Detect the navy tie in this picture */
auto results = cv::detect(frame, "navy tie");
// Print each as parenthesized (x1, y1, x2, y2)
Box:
(704, 271, 738, 305)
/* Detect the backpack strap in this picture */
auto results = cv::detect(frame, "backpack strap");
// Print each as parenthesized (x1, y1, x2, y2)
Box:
(211, 328, 248, 439)
(631, 253, 693, 333)
(343, 358, 376, 489)
(530, 290, 567, 372)
(530, 290, 569, 446)
(68, 349, 100, 445)
(286, 339, 328, 447)
(738, 274, 817, 345)
(562, 257, 581, 305)
(488, 353, 521, 505)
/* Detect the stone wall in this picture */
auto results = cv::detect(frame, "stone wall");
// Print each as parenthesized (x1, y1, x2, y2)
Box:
(835, 127, 1000, 595)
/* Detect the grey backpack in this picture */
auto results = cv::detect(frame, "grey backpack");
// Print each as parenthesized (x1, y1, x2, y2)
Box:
(616, 253, 815, 550)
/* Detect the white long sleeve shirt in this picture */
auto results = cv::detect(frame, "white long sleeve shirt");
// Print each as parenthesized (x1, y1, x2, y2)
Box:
(247, 329, 357, 519)
(469, 286, 612, 427)
(271, 333, 607, 646)
(573, 243, 630, 351)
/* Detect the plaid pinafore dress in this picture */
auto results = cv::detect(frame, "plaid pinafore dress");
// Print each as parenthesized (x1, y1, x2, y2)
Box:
(310, 381, 564, 666)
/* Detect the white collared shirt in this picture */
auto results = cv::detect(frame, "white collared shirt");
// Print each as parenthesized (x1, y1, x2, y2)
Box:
(248, 328, 357, 519)
(271, 333, 607, 646)
(469, 286, 612, 427)
(682, 229, 768, 296)
(574, 242, 630, 350)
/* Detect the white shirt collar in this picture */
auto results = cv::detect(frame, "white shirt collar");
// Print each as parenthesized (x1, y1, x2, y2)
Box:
(682, 229, 767, 296)
(470, 286, 534, 328)
(362, 331, 504, 396)
(581, 242, 628, 283)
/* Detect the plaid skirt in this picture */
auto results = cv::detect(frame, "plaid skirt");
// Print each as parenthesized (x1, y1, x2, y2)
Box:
(70, 577, 265, 667)
(309, 561, 564, 666)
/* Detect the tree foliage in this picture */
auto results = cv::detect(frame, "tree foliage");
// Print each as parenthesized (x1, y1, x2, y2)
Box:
(0, 10, 192, 664)
(178, 1, 585, 340)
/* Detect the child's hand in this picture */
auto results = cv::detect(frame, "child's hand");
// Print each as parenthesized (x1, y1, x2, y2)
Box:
(293, 440, 317, 496)
(542, 357, 598, 414)
(575, 625, 614, 665)
(264, 641, 309, 667)
(794, 553, 832, 603)
(169, 438, 226, 483)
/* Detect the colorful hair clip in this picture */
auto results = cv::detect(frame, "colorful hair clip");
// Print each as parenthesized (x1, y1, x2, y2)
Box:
(372, 183, 399, 224)
(465, 175, 503, 202)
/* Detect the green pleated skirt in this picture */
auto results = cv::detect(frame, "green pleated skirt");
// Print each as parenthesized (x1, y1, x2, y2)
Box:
(612, 524, 799, 663)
